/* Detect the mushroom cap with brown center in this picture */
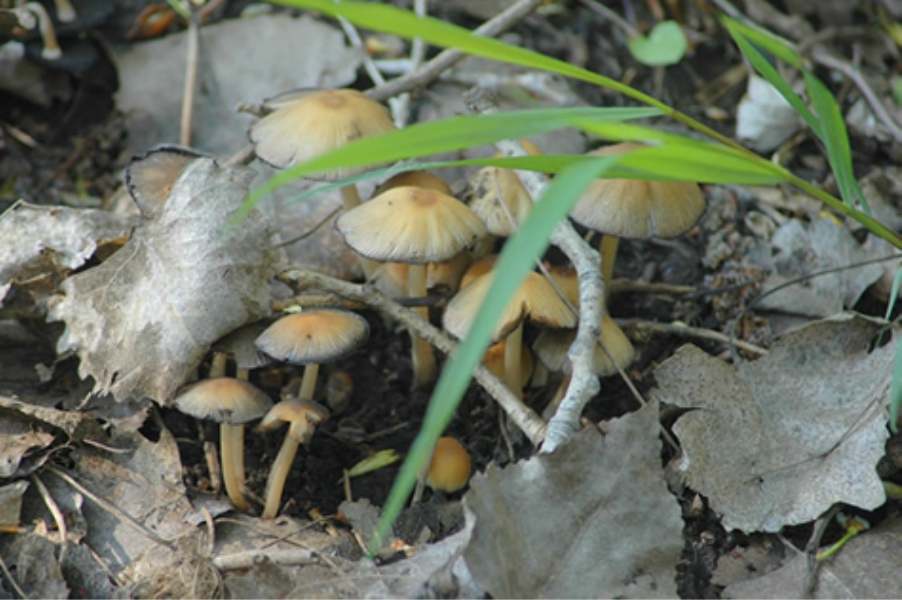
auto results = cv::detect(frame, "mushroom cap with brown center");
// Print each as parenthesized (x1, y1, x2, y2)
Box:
(569, 143, 706, 239)
(335, 186, 486, 264)
(175, 377, 273, 425)
(255, 310, 369, 365)
(373, 171, 452, 197)
(249, 88, 397, 177)
(443, 271, 576, 343)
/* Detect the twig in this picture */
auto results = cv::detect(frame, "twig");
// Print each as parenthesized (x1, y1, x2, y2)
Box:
(212, 548, 317, 571)
(617, 318, 770, 356)
(463, 88, 602, 454)
(802, 504, 842, 598)
(276, 268, 548, 445)
(47, 466, 176, 550)
(392, 0, 428, 127)
(180, 7, 200, 147)
(31, 474, 69, 565)
(608, 278, 696, 296)
(366, 0, 545, 102)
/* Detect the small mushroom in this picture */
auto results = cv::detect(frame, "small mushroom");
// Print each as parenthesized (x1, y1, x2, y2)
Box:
(256, 399, 330, 519)
(443, 270, 575, 398)
(427, 437, 471, 494)
(20, 3, 61, 60)
(255, 309, 369, 400)
(175, 376, 272, 512)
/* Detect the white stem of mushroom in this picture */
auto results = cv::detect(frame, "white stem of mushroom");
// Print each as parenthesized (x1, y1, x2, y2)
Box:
(340, 185, 381, 279)
(408, 263, 437, 387)
(503, 322, 524, 399)
(299, 363, 320, 399)
(262, 435, 302, 519)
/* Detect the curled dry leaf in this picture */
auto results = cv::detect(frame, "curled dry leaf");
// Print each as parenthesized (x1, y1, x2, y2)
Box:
(652, 314, 892, 533)
(49, 158, 274, 405)
(463, 401, 682, 598)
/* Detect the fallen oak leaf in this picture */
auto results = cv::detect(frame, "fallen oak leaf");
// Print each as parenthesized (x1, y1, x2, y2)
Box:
(49, 157, 274, 405)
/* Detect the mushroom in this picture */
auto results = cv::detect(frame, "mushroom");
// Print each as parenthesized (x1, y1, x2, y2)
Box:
(256, 399, 330, 519)
(443, 270, 575, 398)
(53, 0, 76, 22)
(125, 146, 207, 218)
(249, 88, 398, 279)
(175, 376, 273, 512)
(255, 309, 369, 400)
(20, 3, 61, 60)
(336, 186, 486, 387)
(373, 170, 453, 197)
(569, 143, 706, 297)
(426, 437, 471, 495)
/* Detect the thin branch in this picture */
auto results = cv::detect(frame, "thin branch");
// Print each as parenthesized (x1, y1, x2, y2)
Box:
(617, 318, 769, 356)
(276, 268, 548, 445)
(31, 474, 69, 565)
(366, 0, 544, 102)
(180, 7, 200, 147)
(462, 88, 603, 454)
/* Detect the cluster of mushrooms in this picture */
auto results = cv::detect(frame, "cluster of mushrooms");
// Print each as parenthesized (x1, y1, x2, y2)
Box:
(168, 87, 705, 517)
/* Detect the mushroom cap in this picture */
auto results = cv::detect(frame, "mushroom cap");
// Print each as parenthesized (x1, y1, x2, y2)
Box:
(459, 254, 497, 290)
(569, 143, 706, 239)
(547, 265, 580, 309)
(533, 314, 635, 377)
(427, 437, 471, 493)
(373, 171, 452, 197)
(213, 322, 274, 370)
(335, 186, 486, 264)
(468, 166, 534, 237)
(374, 253, 472, 298)
(174, 378, 273, 425)
(255, 310, 369, 365)
(249, 88, 397, 177)
(443, 271, 577, 343)
(257, 398, 330, 444)
(126, 145, 207, 218)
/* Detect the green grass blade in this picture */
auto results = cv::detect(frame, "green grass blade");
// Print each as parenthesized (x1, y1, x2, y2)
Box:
(803, 71, 870, 213)
(891, 336, 902, 434)
(723, 18, 820, 133)
(720, 16, 802, 68)
(370, 156, 619, 554)
(233, 106, 660, 223)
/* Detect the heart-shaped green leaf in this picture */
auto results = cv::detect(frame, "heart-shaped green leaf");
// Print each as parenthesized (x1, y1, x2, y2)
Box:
(628, 21, 688, 67)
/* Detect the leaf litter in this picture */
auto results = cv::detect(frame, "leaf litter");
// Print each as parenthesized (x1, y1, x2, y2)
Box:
(653, 313, 893, 533)
(48, 156, 275, 405)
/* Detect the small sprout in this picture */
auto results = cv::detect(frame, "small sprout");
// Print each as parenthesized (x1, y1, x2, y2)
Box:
(816, 513, 870, 561)
(427, 437, 471, 494)
(348, 449, 402, 478)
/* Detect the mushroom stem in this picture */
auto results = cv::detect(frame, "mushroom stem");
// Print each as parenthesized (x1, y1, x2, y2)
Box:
(408, 264, 436, 387)
(23, 3, 61, 60)
(234, 367, 250, 487)
(503, 322, 524, 398)
(262, 435, 302, 519)
(220, 422, 250, 512)
(599, 234, 619, 301)
(53, 0, 77, 22)
(299, 363, 320, 399)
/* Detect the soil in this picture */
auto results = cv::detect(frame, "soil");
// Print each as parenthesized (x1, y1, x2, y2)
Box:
(3, 0, 902, 598)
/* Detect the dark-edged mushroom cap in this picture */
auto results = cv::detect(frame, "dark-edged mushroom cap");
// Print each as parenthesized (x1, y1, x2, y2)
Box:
(569, 143, 706, 239)
(126, 145, 208, 218)
(255, 310, 369, 365)
(249, 88, 397, 177)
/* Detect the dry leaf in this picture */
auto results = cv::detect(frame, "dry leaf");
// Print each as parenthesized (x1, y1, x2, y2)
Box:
(463, 401, 682, 598)
(653, 314, 891, 532)
(49, 158, 274, 405)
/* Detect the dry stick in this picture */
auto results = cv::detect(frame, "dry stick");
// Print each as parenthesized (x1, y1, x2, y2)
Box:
(463, 88, 602, 454)
(0, 553, 26, 599)
(180, 8, 200, 147)
(392, 0, 428, 127)
(47, 466, 176, 550)
(276, 268, 547, 444)
(31, 473, 69, 565)
(618, 318, 769, 356)
(366, 0, 545, 102)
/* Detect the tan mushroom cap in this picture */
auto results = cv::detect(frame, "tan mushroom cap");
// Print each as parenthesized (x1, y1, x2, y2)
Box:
(468, 140, 542, 237)
(256, 398, 330, 444)
(569, 143, 706, 239)
(483, 339, 534, 388)
(335, 186, 486, 264)
(255, 310, 369, 365)
(533, 314, 635, 377)
(373, 171, 452, 197)
(249, 89, 397, 177)
(427, 437, 471, 493)
(175, 378, 273, 425)
(459, 254, 497, 290)
(126, 146, 206, 218)
(443, 271, 577, 343)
